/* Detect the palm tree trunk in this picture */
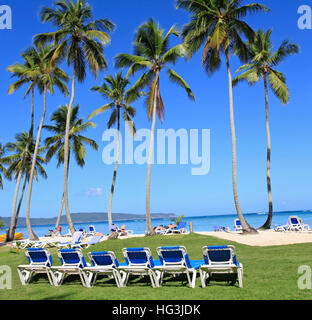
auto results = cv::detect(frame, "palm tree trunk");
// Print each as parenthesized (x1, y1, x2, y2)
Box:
(25, 85, 48, 241)
(7, 87, 35, 242)
(259, 73, 273, 229)
(107, 106, 120, 229)
(7, 175, 28, 241)
(226, 52, 257, 234)
(55, 193, 64, 229)
(63, 71, 76, 235)
(145, 73, 159, 236)
(14, 175, 28, 229)
(55, 152, 70, 229)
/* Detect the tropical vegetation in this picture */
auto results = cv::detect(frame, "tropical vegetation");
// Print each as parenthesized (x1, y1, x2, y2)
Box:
(115, 19, 195, 235)
(0, 0, 300, 239)
(176, 0, 270, 233)
(233, 29, 299, 229)
(34, 0, 115, 234)
(89, 72, 141, 228)
(3, 132, 47, 240)
(44, 104, 98, 229)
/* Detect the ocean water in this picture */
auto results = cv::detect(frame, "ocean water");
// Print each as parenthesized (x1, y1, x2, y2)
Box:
(12, 210, 312, 239)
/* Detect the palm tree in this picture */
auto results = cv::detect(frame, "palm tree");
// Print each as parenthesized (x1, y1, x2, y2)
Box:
(177, 0, 269, 233)
(43, 104, 98, 228)
(89, 72, 142, 228)
(24, 44, 69, 240)
(6, 48, 39, 242)
(4, 132, 47, 240)
(115, 19, 195, 235)
(35, 0, 114, 234)
(0, 141, 10, 190)
(233, 29, 299, 229)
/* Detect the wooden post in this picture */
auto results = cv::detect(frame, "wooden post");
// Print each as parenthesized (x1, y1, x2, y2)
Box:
(190, 222, 193, 233)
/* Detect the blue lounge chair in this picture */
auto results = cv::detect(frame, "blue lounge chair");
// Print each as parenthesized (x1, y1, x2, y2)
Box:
(50, 248, 90, 287)
(288, 216, 310, 232)
(71, 234, 103, 249)
(83, 251, 124, 287)
(17, 248, 55, 286)
(234, 219, 243, 232)
(154, 246, 204, 288)
(118, 247, 159, 288)
(88, 225, 96, 236)
(199, 245, 243, 288)
(171, 222, 188, 234)
(57, 230, 84, 248)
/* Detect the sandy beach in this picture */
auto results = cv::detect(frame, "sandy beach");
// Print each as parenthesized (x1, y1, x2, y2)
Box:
(196, 230, 312, 247)
(24, 229, 312, 248)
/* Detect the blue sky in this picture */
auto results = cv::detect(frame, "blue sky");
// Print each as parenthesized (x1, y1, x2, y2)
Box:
(0, 0, 311, 219)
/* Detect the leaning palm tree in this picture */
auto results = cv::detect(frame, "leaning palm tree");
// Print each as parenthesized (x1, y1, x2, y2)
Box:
(24, 44, 69, 240)
(89, 72, 142, 228)
(177, 0, 269, 233)
(115, 19, 195, 235)
(0, 141, 10, 190)
(233, 29, 299, 229)
(34, 0, 114, 234)
(43, 104, 98, 228)
(6, 48, 39, 241)
(4, 132, 47, 240)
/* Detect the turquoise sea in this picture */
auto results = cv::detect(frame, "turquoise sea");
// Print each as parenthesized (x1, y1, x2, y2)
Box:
(12, 210, 312, 238)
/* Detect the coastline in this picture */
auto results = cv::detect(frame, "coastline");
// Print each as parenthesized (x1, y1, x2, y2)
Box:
(10, 229, 312, 248)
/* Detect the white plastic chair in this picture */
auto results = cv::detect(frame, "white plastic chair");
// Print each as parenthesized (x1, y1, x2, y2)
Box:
(199, 245, 243, 288)
(154, 246, 204, 288)
(17, 248, 55, 286)
(83, 251, 124, 287)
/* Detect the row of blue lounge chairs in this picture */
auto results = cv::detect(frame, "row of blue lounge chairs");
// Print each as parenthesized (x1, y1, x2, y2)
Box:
(17, 245, 243, 289)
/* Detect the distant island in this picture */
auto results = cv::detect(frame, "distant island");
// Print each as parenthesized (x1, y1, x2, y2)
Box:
(0, 212, 177, 228)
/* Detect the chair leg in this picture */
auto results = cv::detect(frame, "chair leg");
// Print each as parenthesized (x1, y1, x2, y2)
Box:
(113, 270, 122, 288)
(46, 268, 56, 286)
(150, 270, 159, 287)
(148, 270, 156, 288)
(52, 270, 64, 286)
(191, 270, 197, 288)
(199, 269, 206, 288)
(79, 270, 89, 287)
(121, 272, 129, 287)
(155, 270, 163, 286)
(238, 268, 243, 288)
(17, 268, 28, 285)
(83, 270, 94, 288)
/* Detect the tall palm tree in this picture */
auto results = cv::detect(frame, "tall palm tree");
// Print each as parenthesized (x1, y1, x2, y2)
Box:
(43, 104, 98, 228)
(177, 0, 269, 233)
(4, 132, 47, 240)
(233, 29, 299, 229)
(89, 72, 142, 228)
(24, 44, 69, 240)
(6, 48, 39, 242)
(34, 0, 114, 234)
(0, 141, 10, 190)
(115, 19, 195, 235)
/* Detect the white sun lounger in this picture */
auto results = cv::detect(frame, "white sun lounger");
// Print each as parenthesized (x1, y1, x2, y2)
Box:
(288, 216, 310, 232)
(71, 234, 103, 249)
(154, 246, 203, 288)
(118, 247, 159, 288)
(49, 248, 90, 287)
(17, 248, 55, 286)
(234, 219, 243, 232)
(56, 231, 84, 248)
(199, 245, 243, 288)
(83, 251, 124, 287)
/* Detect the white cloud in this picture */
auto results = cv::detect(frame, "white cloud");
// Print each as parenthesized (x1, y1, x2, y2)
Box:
(85, 188, 104, 197)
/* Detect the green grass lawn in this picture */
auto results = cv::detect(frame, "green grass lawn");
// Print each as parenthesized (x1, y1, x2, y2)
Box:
(0, 233, 312, 300)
